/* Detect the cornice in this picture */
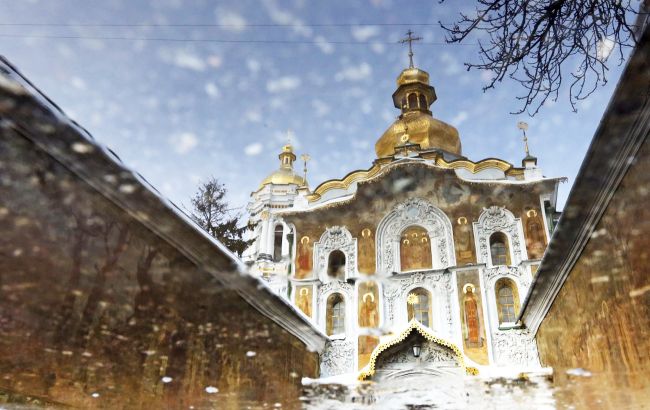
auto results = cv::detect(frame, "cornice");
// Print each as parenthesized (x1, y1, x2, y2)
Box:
(306, 156, 524, 203)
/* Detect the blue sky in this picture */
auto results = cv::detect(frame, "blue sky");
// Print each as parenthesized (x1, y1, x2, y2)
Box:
(1, 0, 629, 214)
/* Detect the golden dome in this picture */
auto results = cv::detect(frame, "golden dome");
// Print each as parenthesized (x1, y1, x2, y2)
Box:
(376, 66, 462, 158)
(260, 167, 305, 187)
(376, 112, 461, 157)
(259, 144, 306, 189)
(397, 67, 430, 86)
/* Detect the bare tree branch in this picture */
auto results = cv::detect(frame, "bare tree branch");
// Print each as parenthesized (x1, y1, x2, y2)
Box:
(440, 0, 640, 114)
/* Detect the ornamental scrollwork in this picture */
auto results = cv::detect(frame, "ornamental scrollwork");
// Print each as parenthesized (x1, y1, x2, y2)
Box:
(377, 339, 457, 368)
(320, 340, 354, 377)
(313, 226, 357, 280)
(484, 265, 532, 292)
(318, 280, 353, 300)
(382, 284, 399, 325)
(491, 329, 540, 367)
(485, 265, 522, 283)
(480, 206, 513, 231)
(474, 206, 526, 265)
(376, 198, 455, 273)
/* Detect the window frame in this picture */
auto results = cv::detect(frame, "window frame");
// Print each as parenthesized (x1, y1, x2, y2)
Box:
(489, 232, 511, 266)
(327, 249, 346, 279)
(495, 279, 520, 326)
(326, 293, 346, 336)
(406, 287, 432, 328)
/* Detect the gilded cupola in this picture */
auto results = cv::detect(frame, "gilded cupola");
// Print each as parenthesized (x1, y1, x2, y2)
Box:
(259, 144, 306, 189)
(375, 32, 462, 158)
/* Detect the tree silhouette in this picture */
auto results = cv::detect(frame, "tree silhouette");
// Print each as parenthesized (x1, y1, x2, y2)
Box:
(189, 177, 253, 256)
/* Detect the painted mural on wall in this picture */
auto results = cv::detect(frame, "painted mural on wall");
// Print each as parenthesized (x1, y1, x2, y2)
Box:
(454, 216, 475, 264)
(357, 227, 376, 274)
(296, 235, 313, 278)
(296, 285, 313, 318)
(524, 208, 546, 259)
(358, 281, 380, 328)
(456, 270, 489, 364)
(358, 335, 379, 370)
(399, 226, 433, 271)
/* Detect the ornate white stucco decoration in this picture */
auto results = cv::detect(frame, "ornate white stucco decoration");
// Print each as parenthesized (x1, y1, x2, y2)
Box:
(320, 339, 355, 377)
(484, 265, 532, 290)
(473, 206, 527, 266)
(313, 226, 357, 281)
(318, 279, 354, 300)
(376, 198, 456, 273)
(491, 329, 540, 367)
(382, 271, 453, 333)
(376, 338, 459, 370)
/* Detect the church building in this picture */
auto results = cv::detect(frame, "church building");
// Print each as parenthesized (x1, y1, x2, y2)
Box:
(243, 40, 563, 379)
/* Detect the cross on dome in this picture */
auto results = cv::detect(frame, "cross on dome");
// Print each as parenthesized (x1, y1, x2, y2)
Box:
(399, 29, 423, 68)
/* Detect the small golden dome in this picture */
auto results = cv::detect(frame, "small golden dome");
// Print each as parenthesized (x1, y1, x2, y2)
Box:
(260, 167, 305, 187)
(397, 67, 430, 86)
(258, 144, 305, 189)
(376, 111, 461, 158)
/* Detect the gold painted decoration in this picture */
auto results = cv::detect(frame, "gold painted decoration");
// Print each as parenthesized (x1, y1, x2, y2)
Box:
(358, 228, 376, 274)
(358, 335, 380, 370)
(295, 286, 313, 318)
(457, 271, 489, 364)
(463, 284, 481, 347)
(400, 226, 432, 271)
(358, 320, 479, 380)
(296, 236, 313, 278)
(455, 216, 475, 263)
(305, 157, 519, 203)
(358, 281, 380, 328)
(524, 208, 546, 259)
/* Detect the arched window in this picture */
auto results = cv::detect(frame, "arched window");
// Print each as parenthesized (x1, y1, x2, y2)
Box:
(326, 293, 345, 335)
(407, 93, 418, 110)
(400, 226, 432, 271)
(273, 225, 284, 262)
(407, 287, 431, 327)
(327, 250, 346, 279)
(418, 94, 427, 109)
(489, 232, 510, 266)
(495, 279, 520, 324)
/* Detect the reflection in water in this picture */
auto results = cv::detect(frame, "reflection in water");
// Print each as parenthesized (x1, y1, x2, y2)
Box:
(302, 369, 650, 410)
(0, 103, 321, 408)
(2, 25, 650, 408)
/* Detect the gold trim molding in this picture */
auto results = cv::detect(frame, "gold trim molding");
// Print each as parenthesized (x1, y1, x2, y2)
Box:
(307, 156, 518, 202)
(358, 319, 479, 380)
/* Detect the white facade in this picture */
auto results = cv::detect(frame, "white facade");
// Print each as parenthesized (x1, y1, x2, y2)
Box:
(245, 153, 557, 378)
